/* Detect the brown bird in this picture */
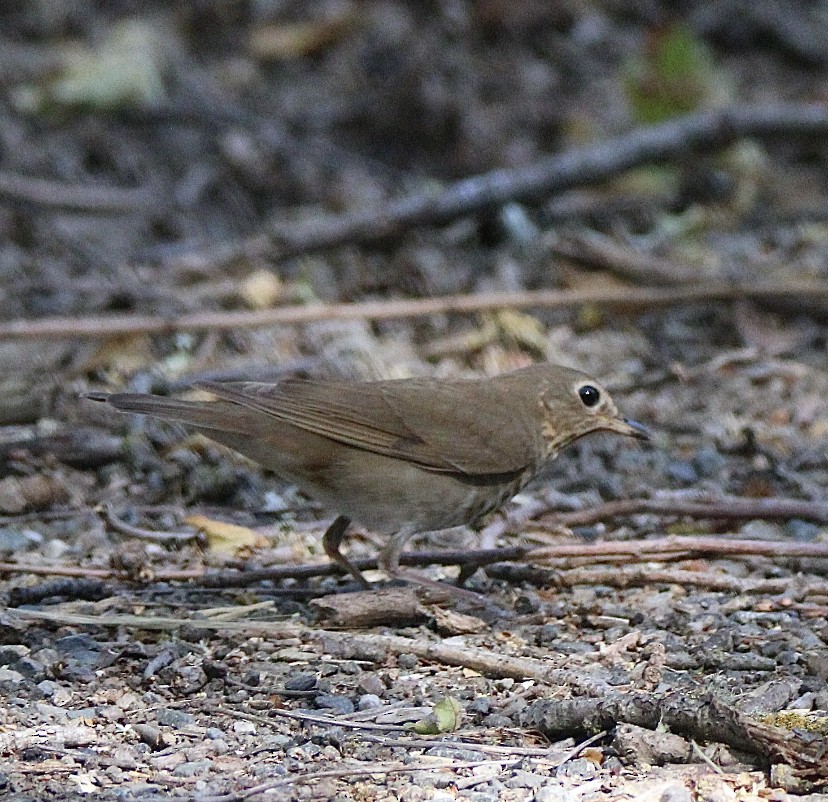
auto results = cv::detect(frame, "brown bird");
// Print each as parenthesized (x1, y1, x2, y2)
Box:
(85, 363, 648, 587)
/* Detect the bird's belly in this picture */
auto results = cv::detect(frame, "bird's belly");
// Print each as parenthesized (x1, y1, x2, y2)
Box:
(306, 450, 526, 534)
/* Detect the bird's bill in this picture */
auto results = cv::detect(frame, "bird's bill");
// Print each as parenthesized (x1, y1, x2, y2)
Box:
(602, 416, 651, 441)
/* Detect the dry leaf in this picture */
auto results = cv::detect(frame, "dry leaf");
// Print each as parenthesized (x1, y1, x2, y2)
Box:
(412, 696, 463, 735)
(186, 515, 268, 557)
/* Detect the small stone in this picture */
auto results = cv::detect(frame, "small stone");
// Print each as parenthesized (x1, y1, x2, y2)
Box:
(467, 698, 491, 716)
(205, 727, 225, 740)
(172, 759, 212, 777)
(666, 460, 698, 484)
(555, 758, 597, 779)
(135, 724, 164, 750)
(693, 446, 726, 478)
(0, 668, 24, 685)
(357, 694, 382, 711)
(157, 708, 196, 729)
(284, 672, 317, 692)
(315, 693, 354, 715)
(12, 657, 45, 681)
(514, 593, 540, 614)
(397, 653, 419, 669)
(233, 720, 257, 735)
(356, 673, 384, 696)
(534, 787, 579, 802)
(53, 634, 101, 667)
(503, 770, 545, 789)
(0, 645, 29, 664)
(482, 714, 513, 728)
(785, 519, 820, 541)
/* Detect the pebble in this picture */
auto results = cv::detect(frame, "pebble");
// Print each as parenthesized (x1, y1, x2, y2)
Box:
(693, 446, 727, 478)
(12, 657, 45, 681)
(315, 693, 354, 715)
(555, 758, 597, 779)
(0, 645, 29, 663)
(135, 724, 164, 750)
(0, 669, 25, 684)
(785, 519, 820, 541)
(397, 653, 419, 669)
(536, 624, 561, 644)
(666, 460, 698, 484)
(171, 759, 212, 777)
(466, 698, 491, 716)
(357, 693, 382, 711)
(233, 720, 256, 735)
(534, 787, 580, 802)
(0, 527, 42, 552)
(482, 713, 513, 728)
(357, 673, 384, 696)
(285, 674, 316, 691)
(503, 770, 546, 789)
(157, 708, 196, 729)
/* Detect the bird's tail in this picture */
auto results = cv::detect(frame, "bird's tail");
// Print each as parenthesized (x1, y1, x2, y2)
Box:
(83, 392, 251, 434)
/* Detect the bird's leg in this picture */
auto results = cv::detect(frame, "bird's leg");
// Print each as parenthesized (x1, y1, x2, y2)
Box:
(322, 515, 370, 589)
(377, 527, 492, 606)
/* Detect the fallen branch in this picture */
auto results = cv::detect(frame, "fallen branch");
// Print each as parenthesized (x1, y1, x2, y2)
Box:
(523, 692, 828, 790)
(222, 103, 828, 260)
(1, 280, 827, 340)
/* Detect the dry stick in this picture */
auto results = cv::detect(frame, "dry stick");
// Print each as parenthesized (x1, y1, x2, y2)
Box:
(543, 496, 828, 527)
(102, 503, 200, 545)
(308, 631, 613, 694)
(494, 565, 828, 597)
(243, 103, 828, 259)
(2, 533, 828, 586)
(1, 279, 828, 341)
(526, 535, 828, 563)
(0, 169, 157, 213)
(524, 692, 827, 784)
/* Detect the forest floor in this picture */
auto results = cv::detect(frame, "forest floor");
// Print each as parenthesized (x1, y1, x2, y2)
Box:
(0, 2, 827, 800)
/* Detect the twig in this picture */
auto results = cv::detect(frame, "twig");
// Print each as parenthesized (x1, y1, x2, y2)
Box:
(526, 535, 828, 563)
(223, 103, 828, 260)
(0, 169, 157, 213)
(1, 280, 827, 340)
(542, 496, 828, 527)
(102, 503, 201, 545)
(2, 529, 827, 587)
(311, 631, 614, 694)
(551, 230, 699, 286)
(497, 565, 805, 595)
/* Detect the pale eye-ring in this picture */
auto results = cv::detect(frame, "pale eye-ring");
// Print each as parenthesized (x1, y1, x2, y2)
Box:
(578, 384, 601, 408)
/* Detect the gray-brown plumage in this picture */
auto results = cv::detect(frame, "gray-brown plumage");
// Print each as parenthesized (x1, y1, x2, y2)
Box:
(86, 363, 648, 587)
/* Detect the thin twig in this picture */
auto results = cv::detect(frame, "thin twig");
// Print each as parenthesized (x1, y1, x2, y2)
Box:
(1, 279, 827, 341)
(541, 496, 828, 527)
(0, 169, 157, 213)
(102, 503, 200, 545)
(485, 565, 828, 596)
(2, 531, 828, 587)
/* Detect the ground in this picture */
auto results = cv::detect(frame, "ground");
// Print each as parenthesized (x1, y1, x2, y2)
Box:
(0, 2, 827, 801)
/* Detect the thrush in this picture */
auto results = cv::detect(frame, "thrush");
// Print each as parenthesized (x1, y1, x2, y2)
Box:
(86, 363, 648, 587)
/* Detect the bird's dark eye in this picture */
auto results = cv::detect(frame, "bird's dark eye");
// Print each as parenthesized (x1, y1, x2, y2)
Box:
(578, 385, 601, 408)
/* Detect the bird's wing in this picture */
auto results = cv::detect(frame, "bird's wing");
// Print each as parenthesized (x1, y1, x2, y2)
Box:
(195, 378, 539, 476)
